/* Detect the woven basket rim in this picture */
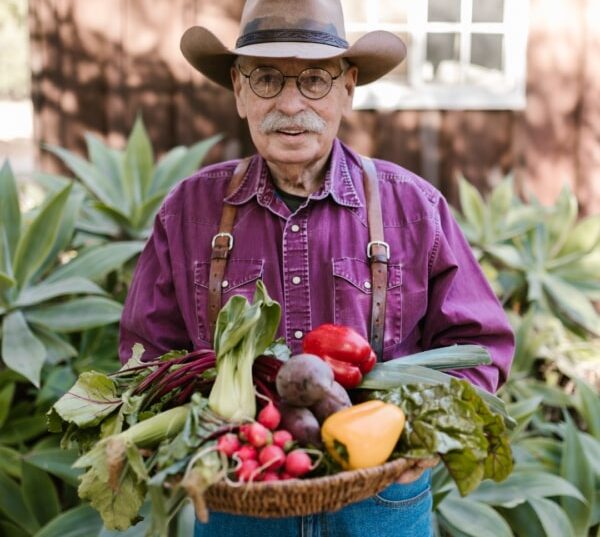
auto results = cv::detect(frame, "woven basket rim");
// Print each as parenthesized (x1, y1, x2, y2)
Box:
(208, 455, 417, 492)
(203, 456, 430, 518)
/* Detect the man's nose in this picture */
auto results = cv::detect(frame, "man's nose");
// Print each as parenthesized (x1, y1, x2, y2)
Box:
(274, 78, 306, 114)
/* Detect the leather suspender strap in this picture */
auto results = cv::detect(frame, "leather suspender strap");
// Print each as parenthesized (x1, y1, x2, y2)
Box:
(207, 157, 252, 341)
(207, 155, 389, 359)
(361, 156, 389, 362)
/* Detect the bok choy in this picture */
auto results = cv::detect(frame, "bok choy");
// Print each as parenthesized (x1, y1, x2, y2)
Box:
(208, 280, 281, 420)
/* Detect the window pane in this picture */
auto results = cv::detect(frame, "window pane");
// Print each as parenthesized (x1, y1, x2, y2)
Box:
(472, 0, 504, 22)
(471, 33, 503, 70)
(428, 0, 461, 22)
(378, 0, 409, 23)
(424, 33, 461, 83)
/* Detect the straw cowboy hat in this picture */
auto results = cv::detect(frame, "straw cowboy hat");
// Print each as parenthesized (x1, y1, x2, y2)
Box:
(180, 0, 406, 89)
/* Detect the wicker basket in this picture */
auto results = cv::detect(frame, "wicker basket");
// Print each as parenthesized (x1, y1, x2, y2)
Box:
(204, 457, 416, 518)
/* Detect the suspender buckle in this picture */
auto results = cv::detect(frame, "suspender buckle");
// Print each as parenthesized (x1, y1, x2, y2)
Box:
(367, 240, 390, 260)
(211, 232, 234, 250)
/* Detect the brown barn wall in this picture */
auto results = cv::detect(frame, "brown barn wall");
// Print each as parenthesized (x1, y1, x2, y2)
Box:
(29, 0, 600, 214)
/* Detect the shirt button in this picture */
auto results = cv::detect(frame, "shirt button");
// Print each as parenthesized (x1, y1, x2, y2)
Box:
(221, 280, 229, 288)
(294, 330, 303, 339)
(364, 281, 372, 289)
(292, 276, 301, 285)
(291, 224, 300, 232)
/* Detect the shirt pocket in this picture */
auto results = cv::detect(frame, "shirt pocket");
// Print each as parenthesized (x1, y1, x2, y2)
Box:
(332, 258, 403, 351)
(194, 259, 264, 342)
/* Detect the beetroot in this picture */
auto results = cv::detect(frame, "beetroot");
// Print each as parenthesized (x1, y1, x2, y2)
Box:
(276, 354, 334, 406)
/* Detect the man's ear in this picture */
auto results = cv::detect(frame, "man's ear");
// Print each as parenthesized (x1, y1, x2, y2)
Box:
(342, 65, 358, 117)
(231, 65, 247, 119)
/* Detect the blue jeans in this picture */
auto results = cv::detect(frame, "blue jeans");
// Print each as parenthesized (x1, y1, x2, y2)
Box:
(194, 470, 432, 537)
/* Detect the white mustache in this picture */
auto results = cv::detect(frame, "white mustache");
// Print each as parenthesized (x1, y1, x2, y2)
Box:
(259, 110, 326, 134)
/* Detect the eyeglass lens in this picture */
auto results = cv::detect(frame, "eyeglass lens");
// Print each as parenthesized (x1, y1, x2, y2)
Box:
(247, 67, 335, 99)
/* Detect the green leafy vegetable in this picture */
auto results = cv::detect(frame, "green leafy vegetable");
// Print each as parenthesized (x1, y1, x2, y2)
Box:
(359, 352, 514, 427)
(50, 371, 121, 428)
(208, 280, 281, 420)
(370, 378, 513, 496)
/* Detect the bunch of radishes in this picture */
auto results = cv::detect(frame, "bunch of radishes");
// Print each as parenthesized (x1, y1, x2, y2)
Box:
(216, 399, 318, 483)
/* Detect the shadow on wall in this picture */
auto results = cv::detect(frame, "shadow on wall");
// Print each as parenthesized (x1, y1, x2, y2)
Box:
(30, 0, 248, 172)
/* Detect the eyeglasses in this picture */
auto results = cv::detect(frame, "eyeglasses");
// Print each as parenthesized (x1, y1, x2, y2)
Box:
(237, 65, 344, 100)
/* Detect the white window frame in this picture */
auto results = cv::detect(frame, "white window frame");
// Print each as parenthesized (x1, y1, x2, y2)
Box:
(346, 0, 529, 110)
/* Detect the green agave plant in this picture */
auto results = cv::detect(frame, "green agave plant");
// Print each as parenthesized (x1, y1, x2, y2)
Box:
(438, 176, 600, 537)
(0, 162, 130, 387)
(43, 115, 223, 240)
(455, 177, 600, 337)
(433, 385, 600, 537)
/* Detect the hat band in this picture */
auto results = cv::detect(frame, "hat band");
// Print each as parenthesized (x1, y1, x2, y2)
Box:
(236, 29, 349, 49)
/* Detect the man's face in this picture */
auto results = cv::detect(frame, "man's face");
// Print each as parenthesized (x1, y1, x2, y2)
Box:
(231, 56, 358, 167)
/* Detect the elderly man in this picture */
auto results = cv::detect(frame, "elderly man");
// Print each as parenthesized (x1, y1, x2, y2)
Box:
(119, 0, 515, 535)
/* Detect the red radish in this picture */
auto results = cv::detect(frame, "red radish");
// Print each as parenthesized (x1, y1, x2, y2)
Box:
(246, 422, 272, 448)
(236, 459, 260, 482)
(262, 470, 280, 482)
(285, 449, 312, 477)
(257, 400, 281, 430)
(216, 433, 240, 457)
(279, 472, 293, 480)
(273, 429, 294, 451)
(258, 445, 286, 470)
(238, 423, 252, 441)
(234, 444, 257, 461)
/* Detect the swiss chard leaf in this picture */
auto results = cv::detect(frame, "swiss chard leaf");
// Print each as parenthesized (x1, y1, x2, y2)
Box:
(371, 378, 514, 496)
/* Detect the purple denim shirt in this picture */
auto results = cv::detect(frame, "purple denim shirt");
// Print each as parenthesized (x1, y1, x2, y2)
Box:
(119, 139, 514, 392)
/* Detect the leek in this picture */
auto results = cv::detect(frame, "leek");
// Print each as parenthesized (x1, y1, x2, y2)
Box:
(359, 350, 515, 428)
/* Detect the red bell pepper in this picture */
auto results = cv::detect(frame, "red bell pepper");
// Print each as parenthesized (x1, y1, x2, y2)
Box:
(303, 324, 377, 389)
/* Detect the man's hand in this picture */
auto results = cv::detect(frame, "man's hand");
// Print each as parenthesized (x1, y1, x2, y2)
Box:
(396, 457, 440, 484)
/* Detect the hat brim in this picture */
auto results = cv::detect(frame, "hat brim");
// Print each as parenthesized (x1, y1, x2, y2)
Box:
(180, 26, 406, 89)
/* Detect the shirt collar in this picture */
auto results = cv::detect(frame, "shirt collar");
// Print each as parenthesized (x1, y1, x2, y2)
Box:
(224, 138, 362, 209)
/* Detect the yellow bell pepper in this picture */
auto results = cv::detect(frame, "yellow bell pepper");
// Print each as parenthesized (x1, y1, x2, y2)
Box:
(321, 400, 405, 470)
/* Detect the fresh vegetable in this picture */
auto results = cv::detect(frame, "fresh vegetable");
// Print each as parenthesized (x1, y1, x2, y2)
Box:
(285, 449, 313, 477)
(236, 459, 260, 482)
(217, 433, 240, 457)
(245, 422, 272, 448)
(369, 378, 513, 495)
(275, 353, 334, 406)
(279, 404, 322, 447)
(258, 444, 286, 470)
(358, 348, 514, 427)
(262, 471, 280, 482)
(321, 400, 405, 470)
(234, 444, 258, 461)
(303, 324, 377, 388)
(272, 429, 294, 451)
(209, 280, 281, 420)
(257, 399, 281, 429)
(310, 381, 352, 423)
(69, 394, 229, 532)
